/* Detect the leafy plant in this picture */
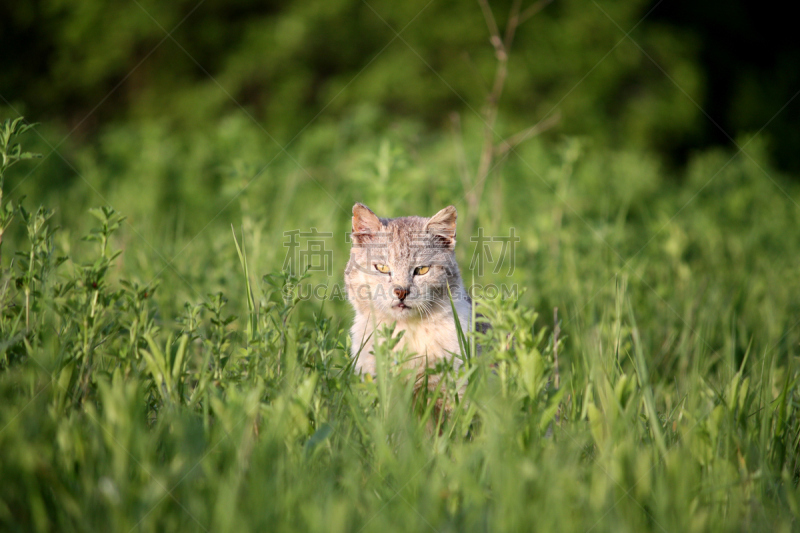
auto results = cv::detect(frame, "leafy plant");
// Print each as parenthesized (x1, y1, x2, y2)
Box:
(1, 110, 800, 533)
(0, 117, 40, 262)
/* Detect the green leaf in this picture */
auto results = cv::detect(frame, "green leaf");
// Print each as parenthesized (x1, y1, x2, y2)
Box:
(304, 423, 333, 456)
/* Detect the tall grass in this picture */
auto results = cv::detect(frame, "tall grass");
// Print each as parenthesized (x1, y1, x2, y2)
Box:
(1, 115, 799, 532)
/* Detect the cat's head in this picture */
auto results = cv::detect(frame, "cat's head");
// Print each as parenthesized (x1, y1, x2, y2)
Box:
(345, 203, 462, 322)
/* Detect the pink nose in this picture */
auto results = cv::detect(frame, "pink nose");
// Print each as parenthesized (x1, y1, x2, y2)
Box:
(393, 287, 409, 300)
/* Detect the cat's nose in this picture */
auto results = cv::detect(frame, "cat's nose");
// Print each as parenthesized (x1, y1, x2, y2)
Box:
(393, 286, 409, 301)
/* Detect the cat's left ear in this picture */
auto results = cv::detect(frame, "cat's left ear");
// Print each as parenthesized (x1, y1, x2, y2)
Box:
(425, 205, 457, 248)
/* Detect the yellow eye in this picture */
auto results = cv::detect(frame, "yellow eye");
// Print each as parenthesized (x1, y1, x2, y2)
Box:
(374, 264, 390, 274)
(414, 266, 430, 275)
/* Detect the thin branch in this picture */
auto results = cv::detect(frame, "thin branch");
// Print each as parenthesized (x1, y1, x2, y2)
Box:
(494, 111, 561, 156)
(519, 0, 553, 25)
(477, 0, 502, 47)
(464, 0, 556, 234)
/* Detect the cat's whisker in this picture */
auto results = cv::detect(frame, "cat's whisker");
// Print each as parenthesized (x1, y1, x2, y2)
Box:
(420, 300, 435, 323)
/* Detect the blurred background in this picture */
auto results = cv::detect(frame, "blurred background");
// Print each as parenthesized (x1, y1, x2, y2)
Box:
(1, 0, 798, 343)
(3, 0, 799, 167)
(4, 3, 800, 529)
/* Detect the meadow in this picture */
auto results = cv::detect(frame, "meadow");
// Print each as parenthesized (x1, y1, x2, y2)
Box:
(1, 97, 799, 533)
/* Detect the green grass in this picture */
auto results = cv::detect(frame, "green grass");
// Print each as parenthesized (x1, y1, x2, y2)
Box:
(1, 114, 800, 532)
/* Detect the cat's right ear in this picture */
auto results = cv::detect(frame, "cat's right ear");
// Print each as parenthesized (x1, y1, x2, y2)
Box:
(352, 203, 382, 244)
(425, 205, 457, 249)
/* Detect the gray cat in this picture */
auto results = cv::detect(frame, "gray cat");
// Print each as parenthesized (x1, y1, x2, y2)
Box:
(345, 203, 474, 387)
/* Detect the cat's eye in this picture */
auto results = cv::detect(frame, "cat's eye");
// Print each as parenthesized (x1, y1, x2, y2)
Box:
(414, 266, 431, 276)
(374, 264, 390, 274)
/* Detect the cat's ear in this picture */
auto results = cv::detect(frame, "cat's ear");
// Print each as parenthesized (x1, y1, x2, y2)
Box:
(425, 205, 457, 248)
(352, 203, 382, 244)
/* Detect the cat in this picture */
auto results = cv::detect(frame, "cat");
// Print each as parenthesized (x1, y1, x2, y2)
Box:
(344, 203, 474, 388)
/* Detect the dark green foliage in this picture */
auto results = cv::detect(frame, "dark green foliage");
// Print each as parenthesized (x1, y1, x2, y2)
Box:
(7, 1, 796, 171)
(2, 0, 704, 159)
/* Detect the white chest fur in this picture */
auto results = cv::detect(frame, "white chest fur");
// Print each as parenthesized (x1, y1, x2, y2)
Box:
(350, 299, 472, 378)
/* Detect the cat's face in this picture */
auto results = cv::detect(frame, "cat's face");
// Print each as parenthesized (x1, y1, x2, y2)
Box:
(345, 203, 462, 322)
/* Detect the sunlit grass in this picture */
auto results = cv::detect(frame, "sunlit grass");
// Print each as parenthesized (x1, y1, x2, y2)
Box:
(1, 116, 799, 532)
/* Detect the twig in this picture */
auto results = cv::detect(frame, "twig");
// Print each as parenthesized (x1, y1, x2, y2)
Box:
(519, 0, 553, 25)
(464, 0, 553, 234)
(494, 112, 561, 156)
(467, 0, 521, 233)
(477, 0, 502, 46)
